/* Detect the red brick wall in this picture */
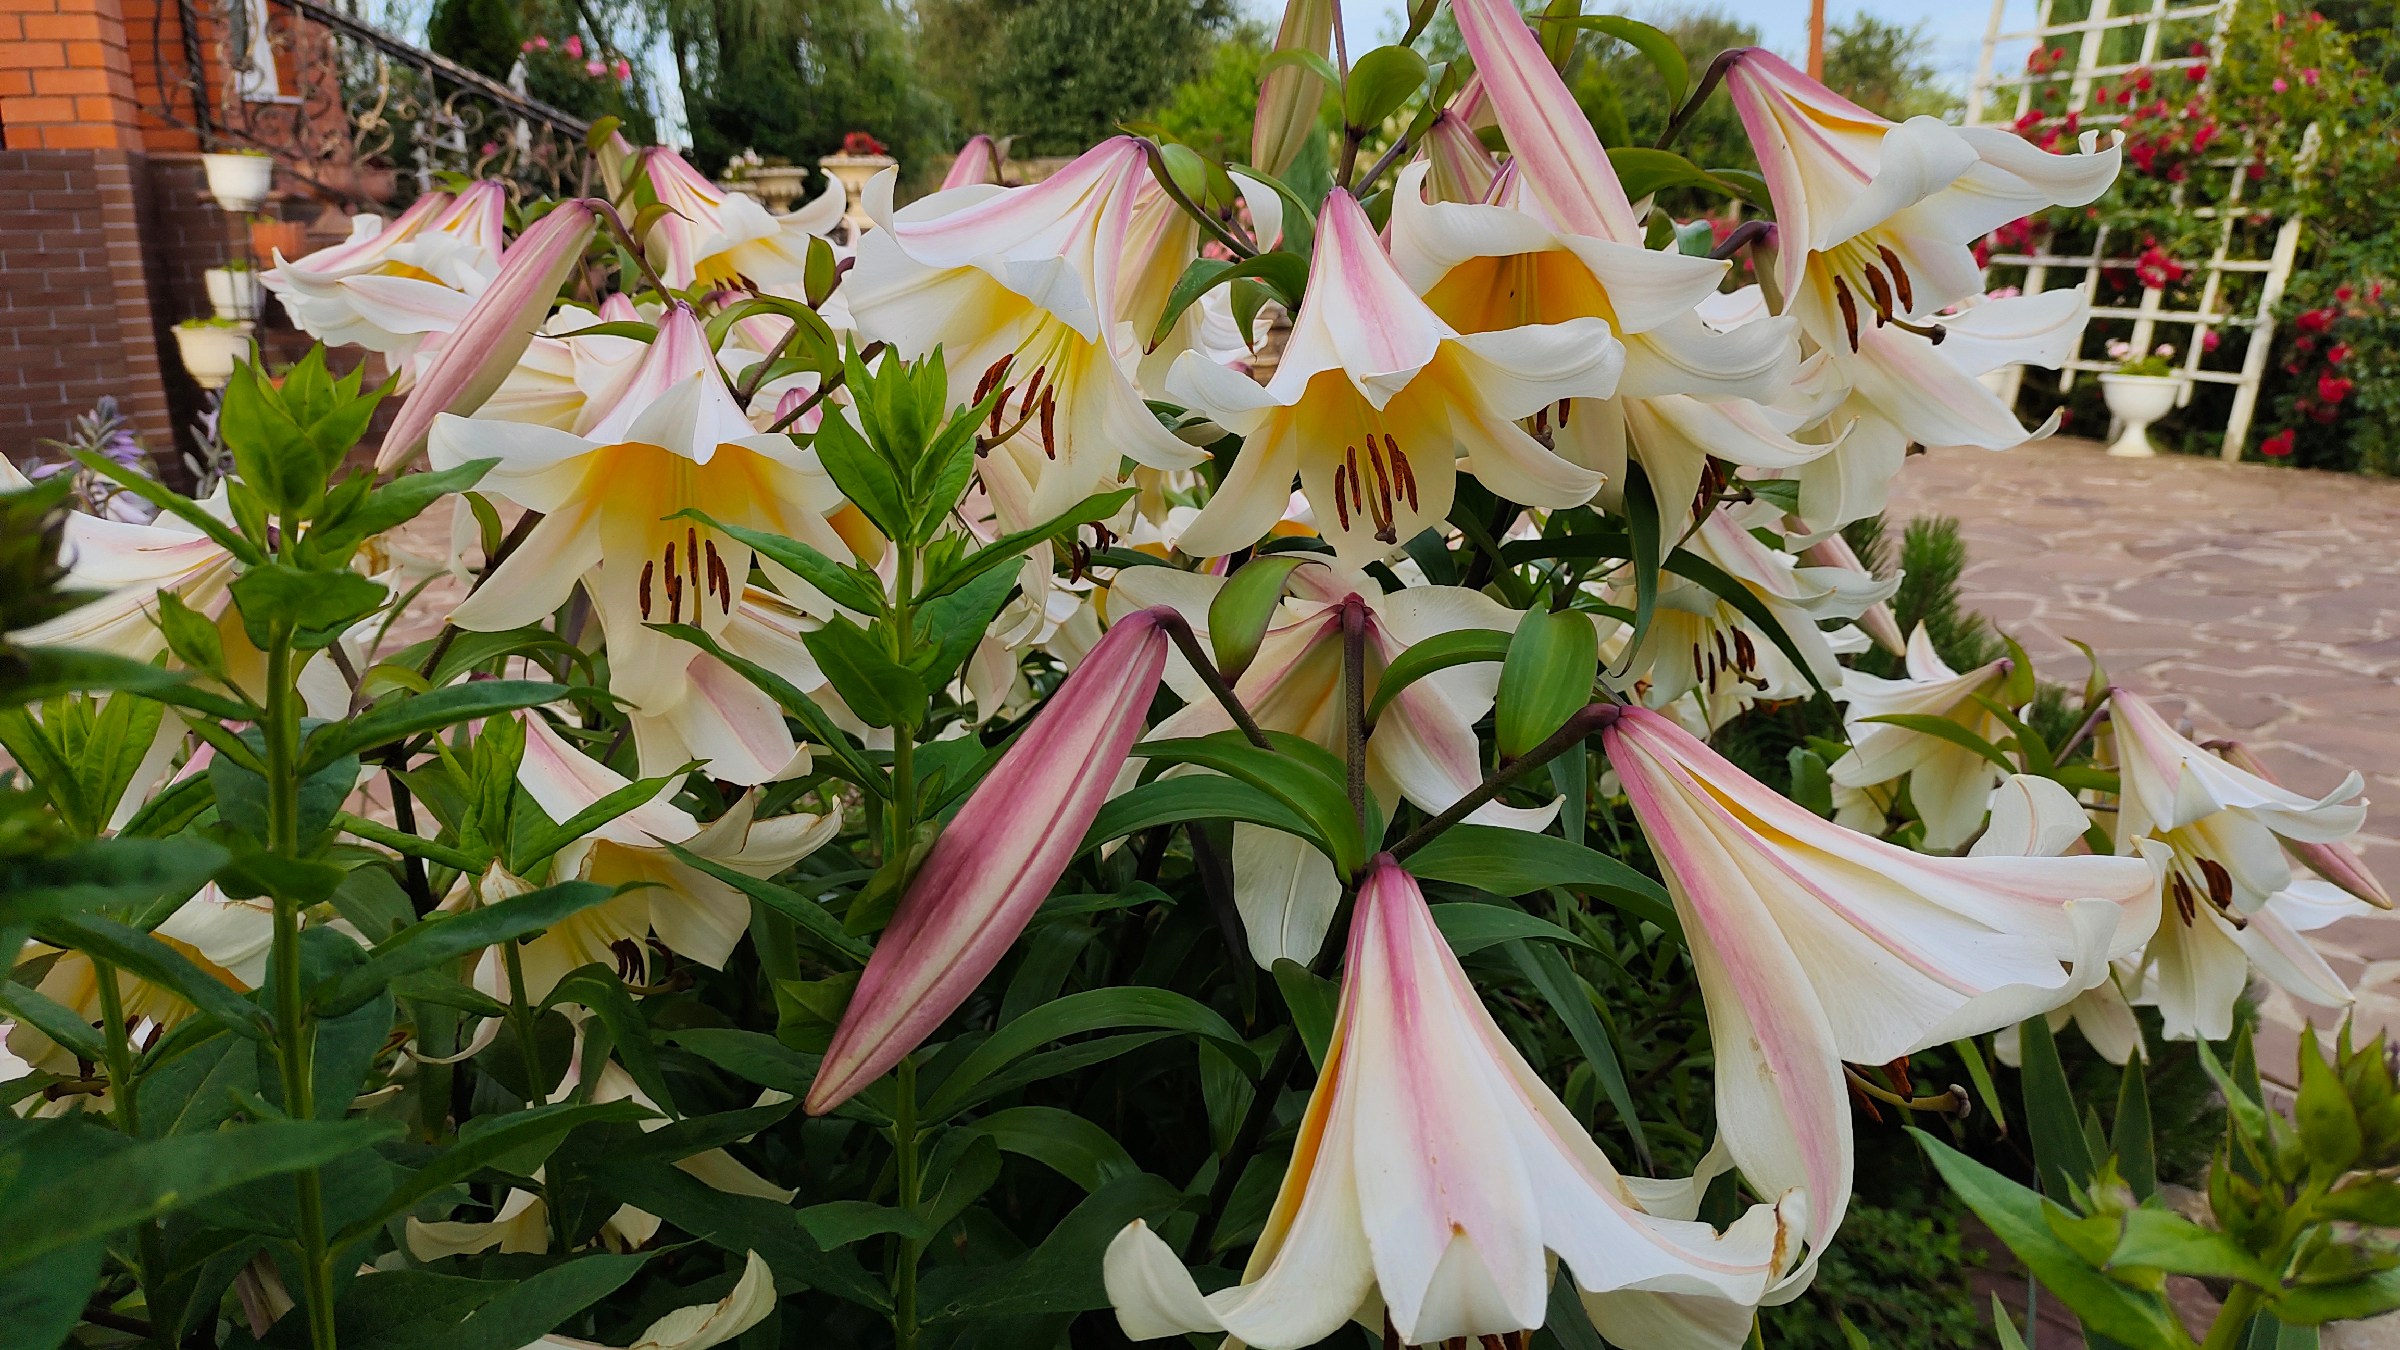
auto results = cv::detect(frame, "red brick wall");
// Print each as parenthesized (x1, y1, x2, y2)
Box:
(0, 147, 179, 467)
(0, 0, 145, 152)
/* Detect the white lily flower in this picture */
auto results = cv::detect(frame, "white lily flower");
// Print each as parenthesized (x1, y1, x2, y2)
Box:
(1601, 705, 2161, 1290)
(1722, 51, 2116, 524)
(2105, 687, 2372, 1041)
(529, 1250, 776, 1350)
(478, 294, 653, 431)
(1171, 187, 1620, 565)
(845, 137, 1206, 532)
(263, 181, 508, 368)
(1105, 856, 1801, 1350)
(1112, 559, 1556, 965)
(481, 713, 841, 999)
(1831, 625, 2015, 851)
(429, 304, 865, 782)
(6, 886, 273, 1075)
(639, 146, 846, 291)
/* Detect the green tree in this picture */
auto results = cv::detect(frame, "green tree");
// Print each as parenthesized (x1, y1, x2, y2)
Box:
(1822, 14, 1962, 122)
(923, 0, 1233, 156)
(1151, 20, 1268, 163)
(659, 0, 948, 175)
(427, 0, 525, 80)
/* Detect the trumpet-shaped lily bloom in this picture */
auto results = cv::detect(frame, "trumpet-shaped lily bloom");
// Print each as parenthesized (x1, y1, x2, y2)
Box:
(1602, 705, 2159, 1278)
(806, 606, 1176, 1114)
(530, 1251, 776, 1350)
(943, 134, 1004, 189)
(1113, 559, 1556, 965)
(1251, 0, 1335, 177)
(1420, 109, 1500, 206)
(1797, 533, 1904, 655)
(1722, 50, 2115, 499)
(7, 886, 273, 1075)
(1830, 625, 2015, 851)
(2211, 738, 2392, 910)
(264, 182, 507, 365)
(1618, 503, 1895, 720)
(478, 294, 652, 431)
(846, 138, 1205, 532)
(490, 713, 839, 1000)
(2105, 687, 2373, 1040)
(639, 146, 845, 291)
(378, 199, 600, 470)
(429, 304, 864, 780)
(1171, 188, 1621, 565)
(1971, 774, 2148, 1065)
(1105, 856, 1801, 1350)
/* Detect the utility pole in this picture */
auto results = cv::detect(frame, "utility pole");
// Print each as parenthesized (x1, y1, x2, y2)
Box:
(1807, 0, 1826, 77)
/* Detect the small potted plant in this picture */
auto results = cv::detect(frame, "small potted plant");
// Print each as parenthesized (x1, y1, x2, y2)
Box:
(2098, 340, 2182, 458)
(172, 316, 255, 390)
(819, 131, 895, 239)
(201, 147, 275, 213)
(249, 215, 310, 266)
(204, 257, 264, 321)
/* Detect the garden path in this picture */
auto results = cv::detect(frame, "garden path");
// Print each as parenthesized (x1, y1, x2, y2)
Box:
(1884, 437, 2400, 1088)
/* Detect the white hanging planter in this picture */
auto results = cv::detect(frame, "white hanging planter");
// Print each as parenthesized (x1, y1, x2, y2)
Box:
(201, 152, 275, 213)
(204, 266, 264, 321)
(2099, 374, 2181, 458)
(173, 321, 255, 390)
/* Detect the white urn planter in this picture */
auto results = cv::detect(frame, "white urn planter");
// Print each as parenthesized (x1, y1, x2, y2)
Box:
(747, 165, 811, 214)
(204, 266, 263, 321)
(818, 153, 895, 239)
(2099, 373, 2181, 458)
(173, 321, 255, 390)
(201, 152, 274, 213)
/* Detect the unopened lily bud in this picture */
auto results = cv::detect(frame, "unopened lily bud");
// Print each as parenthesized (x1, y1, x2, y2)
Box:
(805, 606, 1178, 1114)
(1251, 0, 1335, 177)
(1800, 533, 1904, 656)
(1421, 110, 1499, 204)
(942, 134, 1003, 190)
(376, 200, 599, 471)
(2213, 739, 2392, 908)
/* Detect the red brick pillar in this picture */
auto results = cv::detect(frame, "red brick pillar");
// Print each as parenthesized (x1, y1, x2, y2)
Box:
(0, 0, 176, 454)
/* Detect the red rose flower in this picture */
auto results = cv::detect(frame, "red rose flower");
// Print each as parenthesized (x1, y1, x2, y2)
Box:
(2319, 375, 2354, 404)
(2260, 428, 2295, 456)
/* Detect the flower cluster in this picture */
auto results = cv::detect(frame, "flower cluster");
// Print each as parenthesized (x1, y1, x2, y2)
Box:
(5, 5, 2393, 1350)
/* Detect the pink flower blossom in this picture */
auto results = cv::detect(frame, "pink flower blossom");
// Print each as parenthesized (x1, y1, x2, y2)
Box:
(564, 34, 583, 56)
(2300, 68, 2319, 86)
(2273, 77, 2289, 92)
(585, 59, 605, 75)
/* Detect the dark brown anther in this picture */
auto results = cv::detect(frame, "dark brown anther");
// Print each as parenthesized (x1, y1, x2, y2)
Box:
(1732, 626, 1756, 672)
(973, 353, 1014, 408)
(1480, 1336, 1509, 1350)
(2200, 857, 2235, 911)
(1834, 276, 1861, 352)
(1384, 1312, 1403, 1350)
(1878, 244, 1914, 312)
(610, 938, 646, 983)
(666, 568, 684, 624)
(1713, 629, 1732, 673)
(1504, 1332, 1532, 1350)
(1691, 643, 1705, 683)
(1444, 1339, 1468, 1350)
(1334, 464, 1354, 532)
(639, 560, 654, 618)
(2171, 872, 2198, 925)
(686, 527, 701, 593)
(1557, 398, 1573, 427)
(1887, 1056, 1914, 1097)
(1039, 385, 1058, 460)
(705, 539, 732, 614)
(1387, 436, 1418, 510)
(1021, 364, 1048, 420)
(1533, 405, 1549, 436)
(1862, 263, 1895, 321)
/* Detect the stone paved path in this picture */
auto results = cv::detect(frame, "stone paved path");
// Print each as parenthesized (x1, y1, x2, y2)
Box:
(1884, 437, 2400, 1086)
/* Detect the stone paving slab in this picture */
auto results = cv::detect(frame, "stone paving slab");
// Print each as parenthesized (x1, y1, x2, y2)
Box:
(1885, 438, 2400, 1086)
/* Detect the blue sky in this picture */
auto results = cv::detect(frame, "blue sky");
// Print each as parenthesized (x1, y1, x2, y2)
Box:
(1302, 0, 2019, 97)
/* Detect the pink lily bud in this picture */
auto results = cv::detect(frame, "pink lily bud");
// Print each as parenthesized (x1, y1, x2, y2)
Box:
(1419, 110, 1498, 205)
(806, 606, 1178, 1114)
(2213, 739, 2392, 908)
(1251, 0, 1335, 177)
(1799, 533, 1904, 656)
(376, 200, 598, 471)
(943, 134, 1003, 189)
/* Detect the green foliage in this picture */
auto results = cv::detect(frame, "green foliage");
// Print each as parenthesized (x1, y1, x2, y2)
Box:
(671, 0, 949, 176)
(955, 0, 1236, 155)
(1150, 21, 1269, 163)
(1768, 1195, 1989, 1350)
(1820, 15, 1963, 122)
(426, 0, 525, 80)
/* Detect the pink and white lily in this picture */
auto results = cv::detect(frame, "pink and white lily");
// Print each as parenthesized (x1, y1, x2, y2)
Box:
(428, 304, 863, 782)
(637, 146, 846, 291)
(845, 137, 1206, 532)
(1171, 188, 1620, 565)
(476, 714, 839, 1002)
(1602, 705, 2160, 1281)
(806, 606, 1177, 1114)
(1722, 50, 2115, 507)
(943, 134, 1004, 189)
(7, 886, 273, 1075)
(1830, 624, 2016, 851)
(2105, 687, 2374, 1040)
(1104, 856, 1802, 1350)
(1112, 559, 1556, 965)
(264, 182, 508, 367)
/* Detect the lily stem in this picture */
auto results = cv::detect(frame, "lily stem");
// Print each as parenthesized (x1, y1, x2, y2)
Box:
(95, 962, 170, 1318)
(2055, 689, 2116, 762)
(1341, 597, 1368, 830)
(893, 1056, 922, 1350)
(1156, 613, 1272, 750)
(1390, 702, 1624, 861)
(1183, 1029, 1306, 1263)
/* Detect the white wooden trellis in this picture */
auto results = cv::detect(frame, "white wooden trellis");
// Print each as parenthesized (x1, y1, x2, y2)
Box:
(1966, 0, 2306, 461)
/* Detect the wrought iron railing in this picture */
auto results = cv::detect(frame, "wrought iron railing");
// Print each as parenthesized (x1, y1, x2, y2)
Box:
(146, 0, 597, 208)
